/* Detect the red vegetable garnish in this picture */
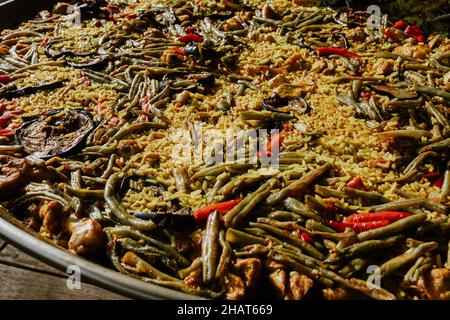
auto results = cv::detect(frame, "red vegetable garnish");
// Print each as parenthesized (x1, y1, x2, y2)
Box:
(328, 220, 390, 233)
(405, 25, 425, 42)
(177, 33, 204, 43)
(423, 172, 444, 188)
(316, 47, 361, 59)
(172, 47, 188, 56)
(0, 75, 12, 84)
(184, 26, 196, 33)
(123, 13, 138, 19)
(343, 211, 411, 223)
(384, 20, 425, 42)
(258, 132, 284, 158)
(194, 199, 242, 221)
(360, 91, 373, 100)
(346, 176, 367, 191)
(0, 111, 16, 129)
(300, 232, 314, 244)
(0, 129, 14, 137)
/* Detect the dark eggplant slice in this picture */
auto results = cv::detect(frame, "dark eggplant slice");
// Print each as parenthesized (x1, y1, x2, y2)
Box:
(263, 95, 310, 115)
(131, 208, 193, 228)
(15, 109, 94, 159)
(76, 0, 109, 20)
(0, 80, 65, 100)
(118, 176, 193, 227)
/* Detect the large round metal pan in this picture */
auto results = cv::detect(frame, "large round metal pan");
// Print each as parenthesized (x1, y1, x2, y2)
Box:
(0, 205, 202, 300)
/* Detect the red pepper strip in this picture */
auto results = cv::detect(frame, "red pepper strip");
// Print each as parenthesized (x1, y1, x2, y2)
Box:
(343, 211, 411, 223)
(0, 75, 12, 84)
(405, 25, 425, 42)
(124, 13, 138, 19)
(346, 176, 367, 191)
(177, 33, 204, 43)
(172, 47, 188, 56)
(0, 112, 16, 129)
(184, 26, 196, 33)
(258, 132, 284, 158)
(316, 47, 361, 59)
(422, 172, 444, 188)
(391, 20, 408, 30)
(0, 101, 15, 110)
(328, 220, 390, 233)
(360, 91, 373, 100)
(300, 232, 314, 244)
(194, 199, 242, 221)
(0, 129, 14, 137)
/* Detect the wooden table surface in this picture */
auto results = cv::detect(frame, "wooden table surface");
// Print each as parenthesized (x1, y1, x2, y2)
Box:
(0, 238, 127, 300)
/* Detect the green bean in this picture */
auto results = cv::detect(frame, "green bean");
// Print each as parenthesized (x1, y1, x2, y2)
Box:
(340, 236, 404, 259)
(369, 198, 424, 212)
(104, 173, 156, 231)
(250, 222, 324, 260)
(202, 210, 221, 284)
(338, 258, 367, 278)
(419, 137, 450, 153)
(223, 178, 277, 227)
(256, 217, 307, 233)
(266, 163, 331, 206)
(0, 145, 23, 153)
(5, 191, 71, 209)
(425, 101, 449, 127)
(394, 189, 449, 214)
(412, 85, 450, 100)
(268, 210, 304, 222)
(215, 230, 232, 281)
(342, 187, 390, 204)
(357, 213, 427, 241)
(403, 256, 425, 284)
(375, 130, 433, 140)
(108, 122, 166, 143)
(403, 151, 439, 174)
(315, 185, 347, 199)
(100, 154, 117, 179)
(65, 185, 104, 200)
(118, 237, 167, 257)
(192, 163, 255, 180)
(370, 242, 437, 281)
(128, 72, 143, 100)
(284, 198, 325, 223)
(225, 228, 266, 245)
(105, 226, 189, 267)
(219, 170, 276, 195)
(178, 258, 202, 279)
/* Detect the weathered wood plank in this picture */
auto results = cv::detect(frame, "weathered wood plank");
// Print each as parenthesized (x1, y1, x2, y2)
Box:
(0, 245, 128, 299)
(0, 263, 126, 299)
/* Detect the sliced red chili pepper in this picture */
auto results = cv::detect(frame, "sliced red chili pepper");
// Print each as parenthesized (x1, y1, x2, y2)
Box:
(433, 175, 444, 188)
(0, 129, 14, 137)
(300, 232, 314, 244)
(177, 33, 204, 43)
(0, 101, 15, 110)
(405, 25, 425, 42)
(391, 20, 408, 30)
(184, 26, 196, 33)
(422, 172, 441, 180)
(328, 220, 390, 233)
(172, 47, 188, 56)
(194, 199, 242, 221)
(422, 172, 443, 188)
(346, 176, 367, 191)
(360, 91, 373, 100)
(0, 111, 16, 129)
(0, 75, 12, 84)
(123, 13, 138, 19)
(343, 211, 411, 223)
(316, 47, 361, 59)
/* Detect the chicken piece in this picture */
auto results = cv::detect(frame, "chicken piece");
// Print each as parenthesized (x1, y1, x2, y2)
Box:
(393, 43, 431, 59)
(286, 271, 314, 300)
(414, 268, 450, 299)
(263, 258, 286, 272)
(310, 60, 327, 73)
(0, 156, 35, 200)
(262, 4, 280, 20)
(346, 27, 367, 42)
(235, 258, 261, 288)
(372, 59, 394, 75)
(53, 2, 71, 14)
(117, 139, 141, 158)
(39, 200, 67, 234)
(268, 269, 286, 297)
(224, 273, 246, 300)
(67, 217, 104, 256)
